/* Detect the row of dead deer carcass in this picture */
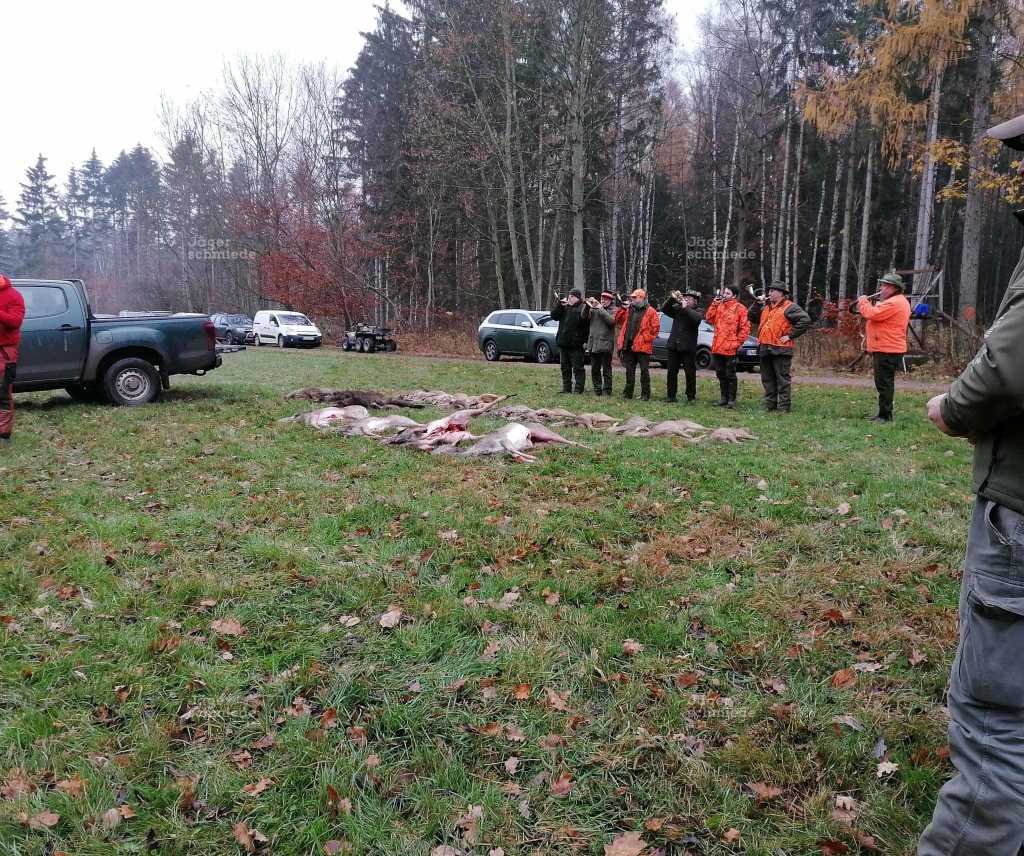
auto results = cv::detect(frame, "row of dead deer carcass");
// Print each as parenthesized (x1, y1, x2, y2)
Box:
(279, 403, 584, 462)
(280, 390, 755, 460)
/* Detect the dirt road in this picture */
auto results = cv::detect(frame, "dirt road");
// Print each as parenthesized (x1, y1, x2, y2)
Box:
(389, 349, 953, 392)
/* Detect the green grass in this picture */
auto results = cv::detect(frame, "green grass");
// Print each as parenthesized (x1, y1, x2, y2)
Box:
(0, 348, 969, 855)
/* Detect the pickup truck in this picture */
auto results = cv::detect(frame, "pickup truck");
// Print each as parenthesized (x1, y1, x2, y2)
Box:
(12, 278, 221, 405)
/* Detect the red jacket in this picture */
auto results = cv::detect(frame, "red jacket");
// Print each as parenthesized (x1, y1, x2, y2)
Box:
(613, 304, 660, 354)
(0, 276, 25, 361)
(705, 298, 751, 356)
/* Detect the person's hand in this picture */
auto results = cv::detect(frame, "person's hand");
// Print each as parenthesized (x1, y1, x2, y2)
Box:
(927, 393, 956, 436)
(779, 334, 791, 344)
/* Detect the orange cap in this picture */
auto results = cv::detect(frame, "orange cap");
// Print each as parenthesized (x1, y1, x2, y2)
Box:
(630, 289, 646, 300)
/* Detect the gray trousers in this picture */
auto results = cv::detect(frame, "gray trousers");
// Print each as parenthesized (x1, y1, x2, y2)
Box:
(919, 497, 1024, 855)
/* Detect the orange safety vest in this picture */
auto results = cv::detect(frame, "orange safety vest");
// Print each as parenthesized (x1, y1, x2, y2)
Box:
(757, 300, 795, 348)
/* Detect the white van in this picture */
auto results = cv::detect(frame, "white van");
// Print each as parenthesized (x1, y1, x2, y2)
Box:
(252, 311, 323, 349)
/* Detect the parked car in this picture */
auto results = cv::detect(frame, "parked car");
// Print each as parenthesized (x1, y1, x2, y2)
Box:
(211, 313, 255, 344)
(477, 309, 560, 363)
(651, 312, 759, 371)
(253, 310, 323, 348)
(13, 278, 221, 405)
(340, 323, 398, 353)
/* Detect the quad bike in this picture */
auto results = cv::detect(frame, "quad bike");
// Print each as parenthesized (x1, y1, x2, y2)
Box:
(339, 323, 398, 353)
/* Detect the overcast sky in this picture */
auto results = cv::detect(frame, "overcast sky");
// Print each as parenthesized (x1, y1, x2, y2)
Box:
(0, 0, 703, 213)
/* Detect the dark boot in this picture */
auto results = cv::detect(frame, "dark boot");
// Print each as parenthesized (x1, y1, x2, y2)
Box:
(716, 378, 729, 406)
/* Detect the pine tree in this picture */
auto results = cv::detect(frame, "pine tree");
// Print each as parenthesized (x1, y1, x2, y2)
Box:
(15, 154, 64, 276)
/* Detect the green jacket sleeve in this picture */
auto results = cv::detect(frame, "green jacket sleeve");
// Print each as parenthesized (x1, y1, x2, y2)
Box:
(592, 304, 615, 327)
(941, 284, 1024, 436)
(783, 303, 812, 339)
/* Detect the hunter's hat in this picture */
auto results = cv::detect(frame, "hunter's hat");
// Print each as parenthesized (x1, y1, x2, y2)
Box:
(768, 280, 791, 295)
(988, 113, 1024, 151)
(877, 272, 905, 292)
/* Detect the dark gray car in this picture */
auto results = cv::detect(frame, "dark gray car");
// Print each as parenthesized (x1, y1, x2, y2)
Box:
(477, 310, 560, 363)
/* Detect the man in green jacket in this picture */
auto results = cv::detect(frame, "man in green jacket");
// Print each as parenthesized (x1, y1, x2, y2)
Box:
(918, 111, 1024, 855)
(584, 291, 617, 396)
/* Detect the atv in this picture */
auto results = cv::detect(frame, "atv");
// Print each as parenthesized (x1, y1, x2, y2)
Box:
(340, 323, 398, 353)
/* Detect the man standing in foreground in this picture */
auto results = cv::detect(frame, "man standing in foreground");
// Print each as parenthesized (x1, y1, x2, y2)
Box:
(704, 285, 750, 408)
(747, 281, 811, 413)
(661, 288, 703, 404)
(857, 272, 911, 422)
(614, 289, 660, 401)
(550, 288, 588, 394)
(918, 112, 1024, 855)
(0, 274, 26, 446)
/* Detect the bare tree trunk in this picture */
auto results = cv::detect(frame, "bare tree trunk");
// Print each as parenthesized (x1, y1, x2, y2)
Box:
(772, 110, 792, 283)
(711, 87, 720, 284)
(720, 122, 740, 289)
(789, 114, 805, 297)
(807, 176, 827, 298)
(823, 148, 844, 298)
(958, 0, 995, 324)
(759, 148, 768, 287)
(501, 14, 530, 307)
(913, 69, 944, 293)
(856, 137, 875, 295)
(838, 139, 856, 300)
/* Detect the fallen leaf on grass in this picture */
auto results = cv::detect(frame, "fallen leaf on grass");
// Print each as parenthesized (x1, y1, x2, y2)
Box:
(326, 785, 353, 816)
(379, 607, 403, 629)
(832, 715, 864, 732)
(320, 708, 339, 729)
(2, 768, 36, 799)
(604, 831, 647, 855)
(511, 683, 531, 700)
(830, 668, 857, 689)
(210, 618, 247, 637)
(242, 778, 274, 796)
(431, 848, 461, 856)
(251, 733, 276, 751)
(324, 842, 347, 855)
(455, 805, 483, 845)
(909, 649, 928, 667)
(747, 781, 784, 802)
(819, 840, 850, 855)
(836, 502, 851, 516)
(876, 760, 899, 778)
(55, 776, 86, 798)
(23, 810, 60, 830)
(622, 639, 644, 656)
(722, 827, 741, 843)
(543, 688, 571, 712)
(673, 672, 700, 689)
(504, 757, 521, 775)
(233, 820, 269, 852)
(549, 770, 574, 797)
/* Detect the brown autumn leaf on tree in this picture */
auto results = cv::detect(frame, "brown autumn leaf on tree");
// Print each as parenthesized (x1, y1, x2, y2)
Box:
(210, 618, 247, 637)
(604, 830, 648, 855)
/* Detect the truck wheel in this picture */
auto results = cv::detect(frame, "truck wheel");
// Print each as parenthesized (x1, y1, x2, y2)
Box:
(65, 384, 107, 404)
(104, 358, 161, 406)
(484, 339, 500, 361)
(696, 348, 712, 370)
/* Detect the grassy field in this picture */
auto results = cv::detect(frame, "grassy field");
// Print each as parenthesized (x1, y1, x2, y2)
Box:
(1, 348, 970, 855)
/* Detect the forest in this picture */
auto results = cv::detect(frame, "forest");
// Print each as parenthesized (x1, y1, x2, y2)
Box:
(3, 0, 1023, 340)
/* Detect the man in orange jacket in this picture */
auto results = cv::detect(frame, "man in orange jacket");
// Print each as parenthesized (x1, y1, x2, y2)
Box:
(613, 288, 660, 400)
(857, 272, 911, 423)
(704, 285, 751, 408)
(747, 281, 811, 413)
